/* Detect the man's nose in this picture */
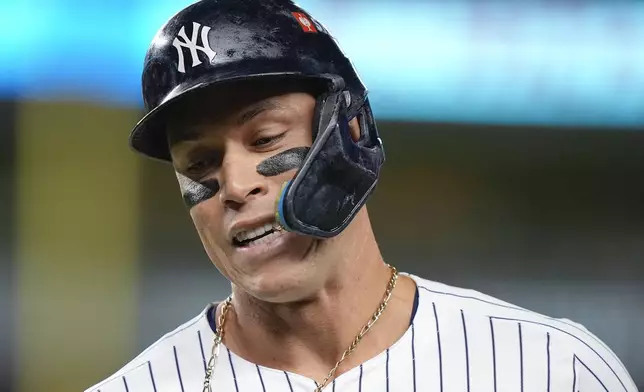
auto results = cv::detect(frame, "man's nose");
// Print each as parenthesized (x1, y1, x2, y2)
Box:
(217, 149, 268, 210)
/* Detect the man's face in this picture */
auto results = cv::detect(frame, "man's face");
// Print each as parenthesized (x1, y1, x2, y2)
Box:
(168, 87, 330, 302)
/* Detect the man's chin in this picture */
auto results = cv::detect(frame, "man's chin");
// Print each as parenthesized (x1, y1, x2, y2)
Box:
(232, 242, 324, 303)
(242, 274, 321, 304)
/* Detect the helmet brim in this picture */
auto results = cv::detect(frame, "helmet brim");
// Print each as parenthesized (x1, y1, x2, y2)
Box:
(129, 72, 338, 163)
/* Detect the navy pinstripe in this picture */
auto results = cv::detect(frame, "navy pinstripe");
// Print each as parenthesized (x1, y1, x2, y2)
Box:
(284, 371, 294, 392)
(519, 323, 524, 392)
(198, 331, 207, 372)
(173, 346, 185, 392)
(490, 318, 497, 392)
(359, 364, 363, 392)
(122, 376, 129, 392)
(256, 365, 266, 392)
(461, 310, 470, 392)
(575, 355, 610, 392)
(147, 361, 158, 392)
(332, 378, 335, 392)
(432, 303, 443, 392)
(227, 348, 240, 392)
(386, 348, 390, 392)
(547, 332, 551, 392)
(411, 323, 417, 392)
(572, 355, 578, 392)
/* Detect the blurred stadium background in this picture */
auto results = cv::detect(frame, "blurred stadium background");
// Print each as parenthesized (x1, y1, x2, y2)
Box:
(1, 0, 643, 390)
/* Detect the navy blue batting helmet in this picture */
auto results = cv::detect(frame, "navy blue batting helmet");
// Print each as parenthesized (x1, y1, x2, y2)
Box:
(130, 0, 385, 238)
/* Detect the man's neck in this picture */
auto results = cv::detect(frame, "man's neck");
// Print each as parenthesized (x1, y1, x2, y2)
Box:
(216, 215, 417, 382)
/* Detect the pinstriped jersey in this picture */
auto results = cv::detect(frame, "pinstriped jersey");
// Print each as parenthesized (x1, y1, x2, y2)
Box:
(85, 274, 638, 392)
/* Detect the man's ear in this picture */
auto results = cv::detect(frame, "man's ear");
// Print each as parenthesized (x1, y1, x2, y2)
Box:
(348, 117, 360, 142)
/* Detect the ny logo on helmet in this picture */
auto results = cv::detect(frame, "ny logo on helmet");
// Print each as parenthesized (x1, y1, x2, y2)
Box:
(172, 22, 217, 73)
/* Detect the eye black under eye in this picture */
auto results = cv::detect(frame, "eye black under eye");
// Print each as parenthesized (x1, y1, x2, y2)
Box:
(201, 178, 220, 193)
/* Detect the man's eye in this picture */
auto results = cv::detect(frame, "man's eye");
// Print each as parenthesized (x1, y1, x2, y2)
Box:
(184, 150, 222, 175)
(252, 133, 285, 147)
(186, 158, 211, 174)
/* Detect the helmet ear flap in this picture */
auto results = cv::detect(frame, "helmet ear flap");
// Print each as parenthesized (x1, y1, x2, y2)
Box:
(276, 86, 385, 238)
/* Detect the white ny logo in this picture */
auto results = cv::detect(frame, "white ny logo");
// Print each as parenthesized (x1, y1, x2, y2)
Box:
(172, 21, 217, 73)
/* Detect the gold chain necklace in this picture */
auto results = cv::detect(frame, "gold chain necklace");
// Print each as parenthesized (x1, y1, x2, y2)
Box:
(202, 264, 398, 392)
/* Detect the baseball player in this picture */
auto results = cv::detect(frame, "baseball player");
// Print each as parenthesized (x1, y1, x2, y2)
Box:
(86, 1, 638, 391)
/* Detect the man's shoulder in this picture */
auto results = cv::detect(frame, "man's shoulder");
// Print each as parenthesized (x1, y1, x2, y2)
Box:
(409, 272, 610, 350)
(84, 305, 213, 392)
(409, 274, 527, 312)
(408, 273, 638, 390)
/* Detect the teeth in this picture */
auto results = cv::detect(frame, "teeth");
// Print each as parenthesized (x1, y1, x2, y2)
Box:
(253, 226, 266, 238)
(234, 222, 277, 243)
(246, 230, 281, 246)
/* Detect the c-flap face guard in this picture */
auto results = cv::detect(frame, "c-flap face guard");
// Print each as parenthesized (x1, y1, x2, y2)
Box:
(277, 80, 384, 238)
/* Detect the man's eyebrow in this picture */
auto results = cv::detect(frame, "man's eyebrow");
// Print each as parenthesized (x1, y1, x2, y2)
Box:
(236, 100, 284, 126)
(167, 125, 205, 146)
(167, 99, 285, 145)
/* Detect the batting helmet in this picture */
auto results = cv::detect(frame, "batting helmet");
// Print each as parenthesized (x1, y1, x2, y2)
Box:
(130, 0, 385, 238)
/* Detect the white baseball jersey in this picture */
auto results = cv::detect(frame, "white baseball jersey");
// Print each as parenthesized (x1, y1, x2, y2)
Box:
(86, 274, 638, 392)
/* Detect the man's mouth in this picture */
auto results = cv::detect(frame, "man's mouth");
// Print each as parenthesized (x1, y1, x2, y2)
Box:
(233, 221, 283, 247)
